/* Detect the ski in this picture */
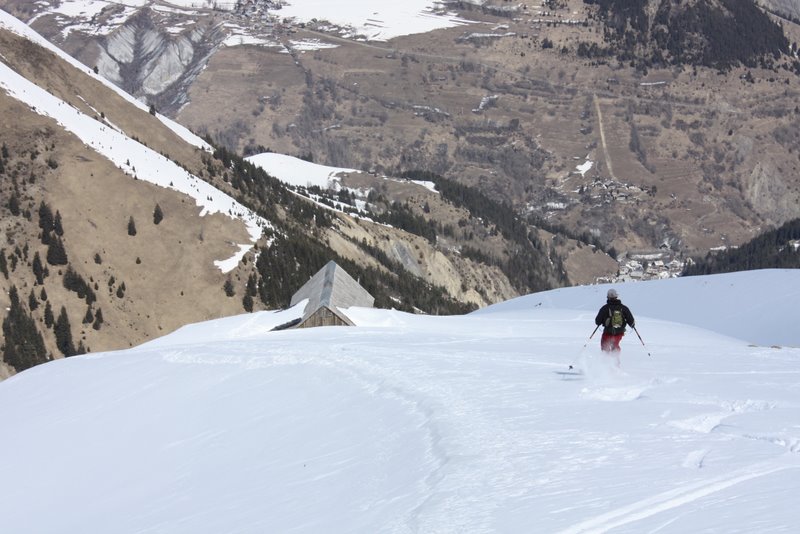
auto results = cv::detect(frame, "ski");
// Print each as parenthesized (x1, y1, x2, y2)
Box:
(554, 368, 584, 380)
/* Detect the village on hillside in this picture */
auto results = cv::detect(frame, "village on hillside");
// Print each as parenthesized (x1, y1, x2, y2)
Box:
(603, 250, 687, 283)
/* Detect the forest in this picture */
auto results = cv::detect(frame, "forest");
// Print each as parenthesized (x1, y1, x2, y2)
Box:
(584, 0, 792, 70)
(682, 218, 800, 275)
(209, 148, 474, 315)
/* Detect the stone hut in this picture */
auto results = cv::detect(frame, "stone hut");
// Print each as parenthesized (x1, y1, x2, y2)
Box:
(289, 261, 375, 328)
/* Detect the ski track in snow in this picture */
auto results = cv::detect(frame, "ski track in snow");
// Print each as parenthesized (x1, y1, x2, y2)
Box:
(145, 322, 800, 532)
(557, 460, 800, 534)
(160, 337, 524, 532)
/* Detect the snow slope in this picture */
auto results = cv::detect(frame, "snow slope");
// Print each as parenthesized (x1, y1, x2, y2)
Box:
(2, 270, 800, 533)
(479, 269, 800, 347)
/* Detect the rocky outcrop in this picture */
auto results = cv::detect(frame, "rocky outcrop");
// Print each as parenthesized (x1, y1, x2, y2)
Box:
(745, 161, 796, 226)
(95, 9, 224, 113)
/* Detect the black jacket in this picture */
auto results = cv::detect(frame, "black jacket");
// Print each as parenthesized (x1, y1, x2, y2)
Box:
(595, 298, 635, 335)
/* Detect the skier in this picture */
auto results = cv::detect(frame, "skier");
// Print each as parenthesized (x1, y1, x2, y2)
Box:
(594, 288, 635, 364)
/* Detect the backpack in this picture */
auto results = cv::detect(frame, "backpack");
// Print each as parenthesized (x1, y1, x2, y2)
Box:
(607, 306, 625, 332)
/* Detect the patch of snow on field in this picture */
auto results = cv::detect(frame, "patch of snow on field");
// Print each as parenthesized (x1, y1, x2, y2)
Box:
(576, 160, 593, 176)
(159, 0, 234, 9)
(407, 179, 438, 193)
(246, 152, 357, 189)
(288, 38, 339, 52)
(222, 32, 282, 48)
(273, 0, 479, 41)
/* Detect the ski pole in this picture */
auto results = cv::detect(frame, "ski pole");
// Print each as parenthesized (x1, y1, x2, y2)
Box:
(632, 325, 651, 357)
(569, 324, 600, 369)
(585, 324, 600, 345)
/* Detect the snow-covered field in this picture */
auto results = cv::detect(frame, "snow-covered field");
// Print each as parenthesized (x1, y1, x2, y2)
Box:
(24, 0, 485, 43)
(2, 270, 799, 533)
(274, 0, 478, 41)
(246, 152, 357, 189)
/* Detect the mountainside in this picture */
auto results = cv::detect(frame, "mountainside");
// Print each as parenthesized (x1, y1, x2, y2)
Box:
(1, 271, 799, 532)
(0, 17, 262, 374)
(763, 0, 800, 22)
(682, 217, 800, 274)
(6, 0, 800, 264)
(2, 8, 594, 377)
(588, 0, 790, 70)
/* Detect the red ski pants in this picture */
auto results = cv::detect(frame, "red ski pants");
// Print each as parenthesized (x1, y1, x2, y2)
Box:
(600, 332, 624, 352)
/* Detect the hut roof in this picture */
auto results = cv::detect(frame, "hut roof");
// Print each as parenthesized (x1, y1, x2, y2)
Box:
(290, 261, 375, 326)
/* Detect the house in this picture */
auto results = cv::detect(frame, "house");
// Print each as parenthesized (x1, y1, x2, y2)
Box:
(289, 261, 375, 328)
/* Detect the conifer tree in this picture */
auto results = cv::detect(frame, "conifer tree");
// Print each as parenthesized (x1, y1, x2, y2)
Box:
(83, 306, 94, 324)
(92, 308, 104, 330)
(38, 201, 54, 236)
(153, 203, 163, 225)
(243, 293, 254, 312)
(246, 273, 258, 296)
(54, 211, 64, 236)
(224, 278, 235, 297)
(7, 191, 20, 216)
(43, 301, 54, 328)
(64, 267, 98, 305)
(28, 289, 39, 311)
(128, 216, 137, 236)
(32, 251, 45, 284)
(2, 286, 48, 371)
(54, 306, 76, 357)
(46, 236, 68, 265)
(0, 248, 7, 279)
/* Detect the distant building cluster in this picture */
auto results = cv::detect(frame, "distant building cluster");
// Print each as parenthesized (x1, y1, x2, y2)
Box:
(598, 250, 686, 284)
